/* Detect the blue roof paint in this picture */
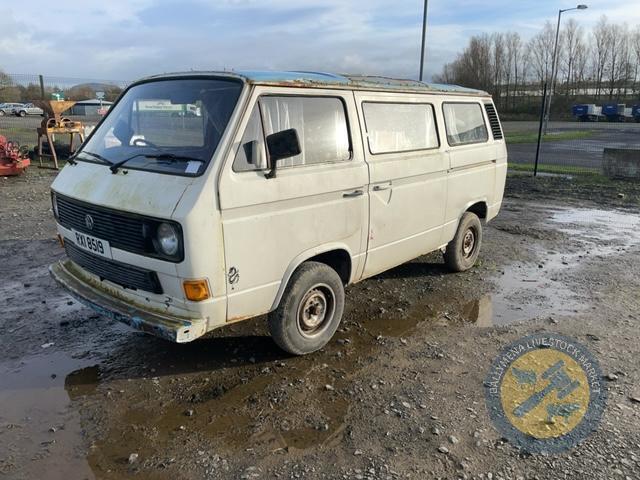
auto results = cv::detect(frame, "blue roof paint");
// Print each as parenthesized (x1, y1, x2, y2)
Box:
(236, 70, 350, 84)
(140, 70, 488, 96)
(235, 70, 487, 95)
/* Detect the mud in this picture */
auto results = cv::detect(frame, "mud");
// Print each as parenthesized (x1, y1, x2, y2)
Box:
(1, 169, 640, 479)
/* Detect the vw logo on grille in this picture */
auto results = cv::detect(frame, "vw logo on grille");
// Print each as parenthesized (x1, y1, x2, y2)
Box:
(85, 214, 95, 230)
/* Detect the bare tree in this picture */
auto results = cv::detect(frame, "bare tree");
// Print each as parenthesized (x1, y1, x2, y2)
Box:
(434, 34, 494, 93)
(504, 32, 524, 109)
(591, 16, 611, 99)
(434, 17, 639, 113)
(604, 23, 633, 98)
(0, 70, 21, 103)
(528, 21, 556, 88)
(492, 33, 506, 104)
(560, 19, 584, 95)
(573, 39, 590, 95)
(632, 26, 640, 93)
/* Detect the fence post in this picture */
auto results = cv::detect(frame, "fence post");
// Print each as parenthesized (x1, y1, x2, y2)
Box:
(534, 82, 547, 177)
(38, 75, 45, 99)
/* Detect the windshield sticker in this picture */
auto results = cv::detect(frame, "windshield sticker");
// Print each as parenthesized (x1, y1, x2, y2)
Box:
(185, 161, 200, 174)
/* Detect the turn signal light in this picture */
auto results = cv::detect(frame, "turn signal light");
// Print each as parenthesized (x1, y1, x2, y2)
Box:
(183, 279, 210, 302)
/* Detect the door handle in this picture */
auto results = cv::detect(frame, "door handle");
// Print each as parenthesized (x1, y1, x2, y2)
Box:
(343, 189, 364, 198)
(373, 184, 391, 191)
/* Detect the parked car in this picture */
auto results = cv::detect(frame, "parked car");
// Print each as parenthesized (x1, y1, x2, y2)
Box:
(13, 103, 44, 117)
(50, 71, 507, 355)
(0, 103, 24, 116)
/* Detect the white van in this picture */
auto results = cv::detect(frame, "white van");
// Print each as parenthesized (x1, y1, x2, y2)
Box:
(50, 71, 507, 355)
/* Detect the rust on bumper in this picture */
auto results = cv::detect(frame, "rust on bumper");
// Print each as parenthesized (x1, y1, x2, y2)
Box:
(50, 260, 207, 343)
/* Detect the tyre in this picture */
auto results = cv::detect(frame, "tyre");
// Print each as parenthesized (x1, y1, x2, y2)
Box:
(0, 110, 5, 116)
(18, 110, 26, 117)
(268, 261, 345, 355)
(443, 212, 482, 272)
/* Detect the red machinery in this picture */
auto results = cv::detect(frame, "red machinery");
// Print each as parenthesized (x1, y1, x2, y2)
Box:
(0, 135, 31, 176)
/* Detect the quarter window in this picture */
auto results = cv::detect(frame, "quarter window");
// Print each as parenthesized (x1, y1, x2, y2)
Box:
(233, 106, 267, 172)
(442, 103, 489, 146)
(362, 102, 439, 154)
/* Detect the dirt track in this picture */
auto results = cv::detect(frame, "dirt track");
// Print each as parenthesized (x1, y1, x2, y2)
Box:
(1, 170, 640, 480)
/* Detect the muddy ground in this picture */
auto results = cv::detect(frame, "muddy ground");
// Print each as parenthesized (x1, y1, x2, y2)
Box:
(1, 169, 640, 480)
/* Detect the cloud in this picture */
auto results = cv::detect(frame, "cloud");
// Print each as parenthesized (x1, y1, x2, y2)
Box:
(0, 0, 637, 82)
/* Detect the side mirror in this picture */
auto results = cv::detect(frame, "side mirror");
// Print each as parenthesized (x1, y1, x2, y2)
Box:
(265, 128, 301, 178)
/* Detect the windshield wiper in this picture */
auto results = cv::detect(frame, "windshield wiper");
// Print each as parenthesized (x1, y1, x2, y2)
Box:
(109, 153, 204, 174)
(76, 150, 113, 166)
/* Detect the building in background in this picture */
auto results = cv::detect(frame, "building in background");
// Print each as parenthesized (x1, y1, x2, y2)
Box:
(69, 99, 113, 116)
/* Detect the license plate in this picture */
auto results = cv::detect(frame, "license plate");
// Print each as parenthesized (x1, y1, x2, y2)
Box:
(69, 230, 113, 259)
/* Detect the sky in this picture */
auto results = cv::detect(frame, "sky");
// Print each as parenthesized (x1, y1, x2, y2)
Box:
(1, 0, 638, 83)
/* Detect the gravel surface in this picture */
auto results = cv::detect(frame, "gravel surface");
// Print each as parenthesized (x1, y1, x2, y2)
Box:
(1, 169, 639, 480)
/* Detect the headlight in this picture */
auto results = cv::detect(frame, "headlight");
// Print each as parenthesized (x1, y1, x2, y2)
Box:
(156, 223, 179, 256)
(51, 191, 59, 218)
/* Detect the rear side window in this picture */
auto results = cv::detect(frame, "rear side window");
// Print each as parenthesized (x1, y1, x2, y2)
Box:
(362, 102, 439, 154)
(260, 96, 351, 168)
(442, 103, 488, 146)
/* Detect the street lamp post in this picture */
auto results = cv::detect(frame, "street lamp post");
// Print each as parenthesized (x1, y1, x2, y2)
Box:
(542, 4, 588, 134)
(419, 0, 429, 81)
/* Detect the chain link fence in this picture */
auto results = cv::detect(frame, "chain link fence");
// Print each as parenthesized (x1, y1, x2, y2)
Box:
(0, 73, 129, 160)
(504, 92, 640, 179)
(2, 73, 639, 181)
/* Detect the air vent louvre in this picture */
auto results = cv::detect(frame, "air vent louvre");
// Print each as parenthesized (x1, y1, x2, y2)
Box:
(484, 103, 503, 140)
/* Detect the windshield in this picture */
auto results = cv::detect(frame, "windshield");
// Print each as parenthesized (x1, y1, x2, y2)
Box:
(77, 78, 242, 175)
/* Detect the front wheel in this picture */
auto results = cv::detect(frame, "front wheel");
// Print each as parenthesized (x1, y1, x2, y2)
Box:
(18, 111, 26, 117)
(268, 261, 345, 355)
(443, 212, 483, 272)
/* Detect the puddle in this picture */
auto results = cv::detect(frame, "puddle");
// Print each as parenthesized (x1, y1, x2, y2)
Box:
(461, 295, 494, 327)
(0, 352, 98, 480)
(7, 204, 637, 478)
(484, 206, 640, 326)
(550, 207, 640, 248)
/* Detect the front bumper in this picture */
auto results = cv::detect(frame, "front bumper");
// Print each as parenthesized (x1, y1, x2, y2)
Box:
(50, 260, 208, 343)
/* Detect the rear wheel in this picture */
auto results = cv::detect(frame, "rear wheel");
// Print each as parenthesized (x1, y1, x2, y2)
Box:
(0, 110, 5, 117)
(18, 110, 26, 117)
(443, 212, 482, 272)
(268, 261, 345, 355)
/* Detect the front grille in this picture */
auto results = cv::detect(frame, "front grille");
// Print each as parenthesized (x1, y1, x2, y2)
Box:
(56, 195, 149, 254)
(65, 242, 163, 294)
(484, 103, 503, 140)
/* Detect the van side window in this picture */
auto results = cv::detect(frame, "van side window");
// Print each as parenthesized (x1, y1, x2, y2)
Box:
(362, 102, 439, 154)
(233, 105, 267, 172)
(260, 97, 351, 168)
(442, 103, 489, 146)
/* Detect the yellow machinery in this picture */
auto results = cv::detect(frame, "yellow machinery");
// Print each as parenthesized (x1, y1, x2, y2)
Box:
(36, 100, 85, 169)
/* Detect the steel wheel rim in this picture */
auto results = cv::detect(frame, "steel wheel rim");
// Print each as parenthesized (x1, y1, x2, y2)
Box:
(462, 228, 476, 258)
(296, 283, 335, 338)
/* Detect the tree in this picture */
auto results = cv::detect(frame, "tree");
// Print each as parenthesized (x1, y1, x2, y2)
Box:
(561, 19, 584, 95)
(632, 26, 640, 93)
(591, 16, 611, 99)
(433, 34, 494, 93)
(0, 70, 21, 102)
(505, 32, 524, 109)
(528, 21, 556, 88)
(434, 18, 639, 114)
(604, 23, 632, 98)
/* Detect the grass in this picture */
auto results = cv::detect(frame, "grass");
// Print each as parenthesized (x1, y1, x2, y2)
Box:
(506, 130, 594, 144)
(508, 163, 602, 177)
(0, 127, 37, 149)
